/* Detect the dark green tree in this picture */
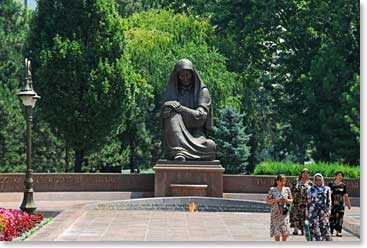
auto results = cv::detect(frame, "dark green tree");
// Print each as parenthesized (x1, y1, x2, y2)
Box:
(0, 85, 25, 172)
(0, 0, 27, 91)
(85, 61, 154, 173)
(1, 0, 67, 172)
(116, 0, 146, 17)
(193, 0, 359, 166)
(116, 60, 154, 173)
(27, 0, 130, 172)
(266, 0, 360, 165)
(214, 106, 251, 174)
(31, 115, 67, 172)
(0, 0, 26, 172)
(154, 0, 360, 167)
(343, 74, 360, 145)
(85, 135, 128, 172)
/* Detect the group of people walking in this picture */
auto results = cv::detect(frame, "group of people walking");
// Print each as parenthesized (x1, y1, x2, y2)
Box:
(266, 169, 351, 241)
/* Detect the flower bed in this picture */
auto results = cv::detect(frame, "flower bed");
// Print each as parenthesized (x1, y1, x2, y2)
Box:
(0, 208, 43, 241)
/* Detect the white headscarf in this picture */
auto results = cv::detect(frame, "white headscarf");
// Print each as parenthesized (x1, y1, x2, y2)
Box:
(313, 173, 325, 187)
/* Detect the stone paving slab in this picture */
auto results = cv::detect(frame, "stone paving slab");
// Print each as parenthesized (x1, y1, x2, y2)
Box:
(342, 207, 361, 237)
(0, 192, 360, 242)
(224, 193, 361, 236)
(27, 209, 360, 242)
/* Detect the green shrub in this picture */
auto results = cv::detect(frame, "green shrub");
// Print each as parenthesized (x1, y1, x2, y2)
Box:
(253, 161, 360, 178)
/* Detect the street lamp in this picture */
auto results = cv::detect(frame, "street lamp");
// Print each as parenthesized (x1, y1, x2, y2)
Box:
(17, 58, 40, 213)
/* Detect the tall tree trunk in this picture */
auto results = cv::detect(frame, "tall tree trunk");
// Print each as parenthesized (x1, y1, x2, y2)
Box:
(74, 149, 84, 172)
(315, 145, 331, 163)
(65, 146, 70, 172)
(247, 133, 257, 173)
(130, 141, 136, 173)
(246, 120, 257, 173)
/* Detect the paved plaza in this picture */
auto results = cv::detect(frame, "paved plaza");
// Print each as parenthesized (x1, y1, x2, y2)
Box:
(33, 210, 359, 241)
(0, 192, 360, 242)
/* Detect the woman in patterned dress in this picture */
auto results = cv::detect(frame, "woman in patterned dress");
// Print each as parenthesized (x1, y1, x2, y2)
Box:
(328, 171, 351, 237)
(266, 174, 293, 241)
(290, 168, 313, 235)
(306, 173, 332, 241)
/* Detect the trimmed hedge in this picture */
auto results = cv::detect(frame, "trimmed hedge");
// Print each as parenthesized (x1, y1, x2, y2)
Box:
(253, 161, 360, 179)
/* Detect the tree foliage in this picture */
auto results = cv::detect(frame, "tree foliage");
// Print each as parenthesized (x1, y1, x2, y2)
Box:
(27, 0, 130, 171)
(120, 9, 240, 167)
(1, 0, 360, 173)
(214, 106, 251, 174)
(0, 0, 65, 173)
(124, 9, 239, 112)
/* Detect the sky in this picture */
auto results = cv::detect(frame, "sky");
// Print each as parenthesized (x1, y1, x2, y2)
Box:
(18, 0, 37, 10)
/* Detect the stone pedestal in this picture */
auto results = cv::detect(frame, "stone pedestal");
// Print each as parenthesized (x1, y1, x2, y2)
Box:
(153, 160, 224, 197)
(170, 184, 208, 197)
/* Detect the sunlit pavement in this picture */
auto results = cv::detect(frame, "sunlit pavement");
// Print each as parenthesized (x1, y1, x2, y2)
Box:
(0, 192, 360, 241)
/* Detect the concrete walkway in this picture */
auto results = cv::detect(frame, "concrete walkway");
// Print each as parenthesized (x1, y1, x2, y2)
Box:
(0, 192, 360, 242)
(28, 210, 359, 241)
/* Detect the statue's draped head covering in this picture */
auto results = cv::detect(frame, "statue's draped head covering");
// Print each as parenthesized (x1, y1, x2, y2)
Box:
(174, 58, 194, 71)
(164, 59, 204, 103)
(162, 59, 213, 131)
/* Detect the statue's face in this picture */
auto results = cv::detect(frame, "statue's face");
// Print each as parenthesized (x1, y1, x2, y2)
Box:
(178, 69, 192, 86)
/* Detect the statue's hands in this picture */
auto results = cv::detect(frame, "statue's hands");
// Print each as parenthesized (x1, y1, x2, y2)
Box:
(163, 101, 175, 107)
(164, 101, 181, 112)
(172, 102, 182, 112)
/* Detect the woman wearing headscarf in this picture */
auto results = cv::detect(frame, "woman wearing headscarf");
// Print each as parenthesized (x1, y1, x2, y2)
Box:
(266, 174, 293, 241)
(328, 171, 351, 237)
(306, 173, 332, 241)
(160, 59, 216, 161)
(290, 168, 313, 235)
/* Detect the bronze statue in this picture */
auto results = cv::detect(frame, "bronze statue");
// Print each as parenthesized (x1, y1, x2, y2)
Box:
(160, 59, 216, 161)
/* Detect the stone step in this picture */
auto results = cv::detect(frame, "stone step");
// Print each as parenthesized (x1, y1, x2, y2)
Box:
(87, 196, 271, 212)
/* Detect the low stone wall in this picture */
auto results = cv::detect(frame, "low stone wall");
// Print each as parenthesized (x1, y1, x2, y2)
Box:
(223, 175, 360, 197)
(0, 173, 360, 197)
(0, 173, 154, 192)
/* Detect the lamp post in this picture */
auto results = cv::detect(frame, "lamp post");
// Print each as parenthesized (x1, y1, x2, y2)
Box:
(17, 58, 40, 214)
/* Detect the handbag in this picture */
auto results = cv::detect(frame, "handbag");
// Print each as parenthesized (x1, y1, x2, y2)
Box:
(278, 202, 290, 215)
(304, 220, 312, 241)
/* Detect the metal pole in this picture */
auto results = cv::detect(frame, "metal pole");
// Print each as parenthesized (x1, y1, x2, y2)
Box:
(20, 106, 36, 213)
(19, 0, 36, 213)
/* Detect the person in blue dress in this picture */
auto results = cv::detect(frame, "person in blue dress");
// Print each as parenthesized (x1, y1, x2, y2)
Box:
(306, 173, 332, 241)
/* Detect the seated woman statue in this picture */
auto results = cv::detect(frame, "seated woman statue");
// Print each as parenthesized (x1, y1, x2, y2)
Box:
(160, 59, 216, 161)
